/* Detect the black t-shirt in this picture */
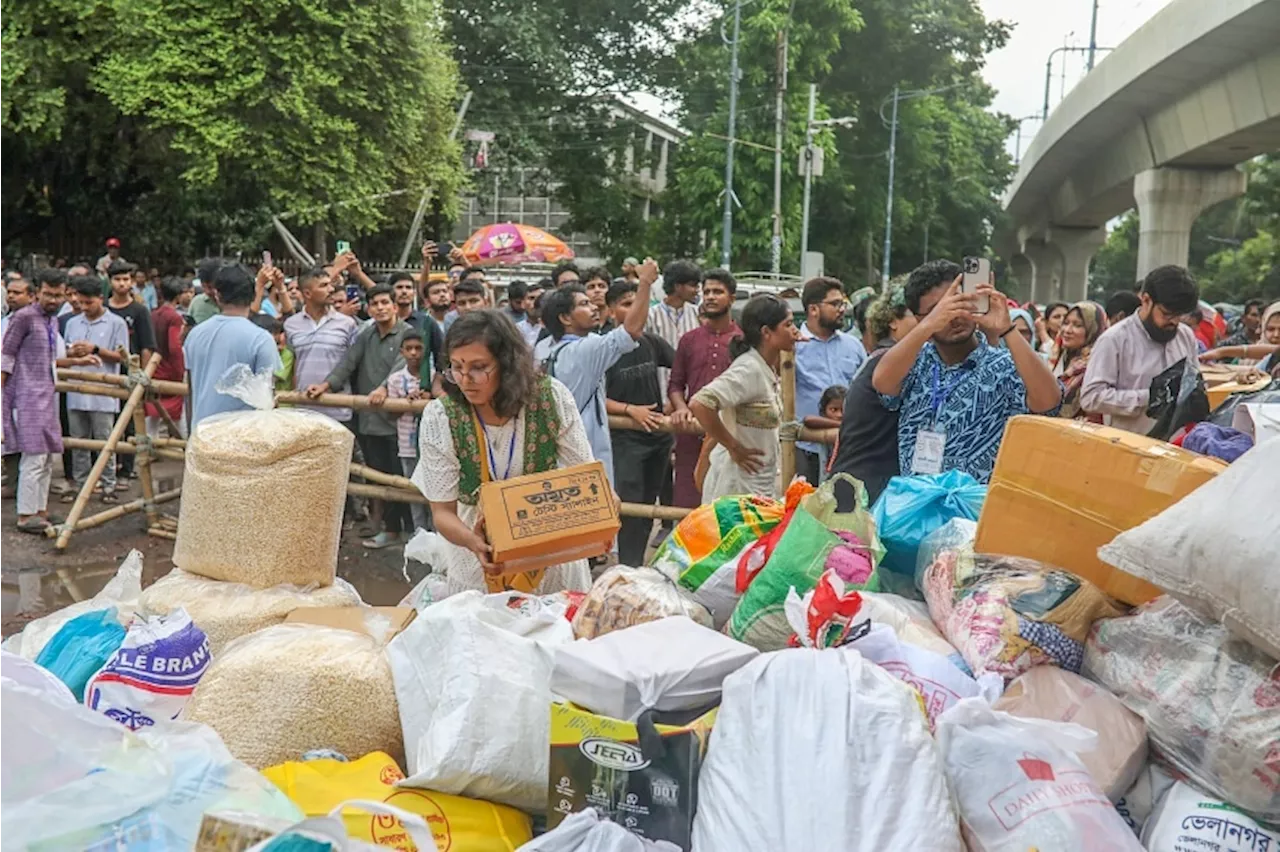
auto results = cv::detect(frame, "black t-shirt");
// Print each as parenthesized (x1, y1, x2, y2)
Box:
(829, 349, 900, 505)
(607, 332, 675, 409)
(107, 299, 157, 356)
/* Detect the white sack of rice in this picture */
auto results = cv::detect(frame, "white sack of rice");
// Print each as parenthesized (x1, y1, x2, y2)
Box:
(182, 622, 403, 769)
(138, 569, 364, 655)
(173, 408, 353, 589)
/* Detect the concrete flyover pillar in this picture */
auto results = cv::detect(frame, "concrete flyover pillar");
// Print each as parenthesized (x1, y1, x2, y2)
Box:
(1046, 226, 1107, 304)
(1134, 167, 1247, 279)
(1009, 254, 1034, 302)
(1020, 240, 1062, 305)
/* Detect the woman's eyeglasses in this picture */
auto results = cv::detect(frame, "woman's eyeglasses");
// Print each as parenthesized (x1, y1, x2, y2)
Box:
(443, 364, 497, 385)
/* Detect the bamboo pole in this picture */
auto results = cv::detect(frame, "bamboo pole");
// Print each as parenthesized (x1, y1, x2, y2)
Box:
(275, 390, 427, 415)
(46, 487, 181, 537)
(618, 502, 690, 522)
(147, 527, 178, 541)
(56, 381, 130, 401)
(56, 354, 161, 549)
(57, 368, 188, 397)
(779, 348, 797, 487)
(347, 481, 428, 505)
(349, 462, 416, 491)
(606, 414, 706, 435)
(62, 437, 187, 459)
(132, 406, 159, 529)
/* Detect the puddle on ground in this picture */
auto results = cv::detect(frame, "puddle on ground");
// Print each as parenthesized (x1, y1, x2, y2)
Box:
(1, 553, 422, 633)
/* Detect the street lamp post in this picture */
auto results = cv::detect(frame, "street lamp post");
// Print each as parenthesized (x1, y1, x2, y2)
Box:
(720, 0, 742, 269)
(799, 87, 856, 279)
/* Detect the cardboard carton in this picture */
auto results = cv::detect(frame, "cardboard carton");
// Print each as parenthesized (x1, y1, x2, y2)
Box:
(284, 606, 416, 640)
(1207, 374, 1273, 411)
(548, 702, 717, 851)
(479, 461, 620, 575)
(975, 416, 1225, 605)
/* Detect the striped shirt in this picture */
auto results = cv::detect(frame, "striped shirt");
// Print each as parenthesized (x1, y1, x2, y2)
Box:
(284, 308, 359, 422)
(385, 366, 421, 458)
(645, 299, 701, 399)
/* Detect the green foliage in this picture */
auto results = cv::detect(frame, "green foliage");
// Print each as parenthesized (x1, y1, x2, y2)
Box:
(2, 0, 463, 259)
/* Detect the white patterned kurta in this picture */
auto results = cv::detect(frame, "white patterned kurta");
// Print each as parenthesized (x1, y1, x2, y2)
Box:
(691, 348, 783, 502)
(411, 378, 594, 595)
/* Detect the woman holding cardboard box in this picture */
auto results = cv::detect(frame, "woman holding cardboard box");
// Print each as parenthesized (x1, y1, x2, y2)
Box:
(411, 311, 594, 595)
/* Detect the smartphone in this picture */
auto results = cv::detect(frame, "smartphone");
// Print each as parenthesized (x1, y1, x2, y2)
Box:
(336, 239, 351, 255)
(262, 250, 272, 268)
(345, 283, 360, 302)
(961, 256, 991, 314)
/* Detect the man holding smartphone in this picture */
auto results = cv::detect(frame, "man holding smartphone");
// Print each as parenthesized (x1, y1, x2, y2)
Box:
(872, 259, 1062, 483)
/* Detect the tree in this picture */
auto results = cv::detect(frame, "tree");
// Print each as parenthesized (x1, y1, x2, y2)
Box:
(2, 0, 464, 260)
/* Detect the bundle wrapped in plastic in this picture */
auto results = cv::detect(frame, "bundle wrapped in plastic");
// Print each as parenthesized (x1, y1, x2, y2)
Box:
(173, 365, 353, 589)
(183, 621, 403, 770)
(994, 666, 1147, 800)
(922, 550, 1125, 681)
(1083, 597, 1280, 824)
(2, 651, 302, 850)
(3, 550, 142, 661)
(856, 591, 971, 674)
(913, 518, 977, 592)
(139, 568, 364, 654)
(936, 698, 1142, 851)
(571, 566, 711, 640)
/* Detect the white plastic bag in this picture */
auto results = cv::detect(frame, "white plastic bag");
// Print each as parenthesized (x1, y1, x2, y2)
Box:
(1114, 763, 1176, 837)
(693, 649, 961, 852)
(388, 591, 574, 812)
(1098, 437, 1280, 659)
(2, 660, 302, 850)
(845, 622, 1002, 729)
(3, 549, 143, 660)
(84, 607, 212, 730)
(550, 616, 757, 722)
(935, 698, 1142, 851)
(993, 666, 1147, 800)
(1142, 781, 1278, 852)
(856, 590, 970, 672)
(517, 809, 680, 852)
(247, 800, 438, 852)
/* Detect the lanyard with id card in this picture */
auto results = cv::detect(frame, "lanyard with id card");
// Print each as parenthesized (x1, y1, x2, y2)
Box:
(470, 407, 546, 594)
(910, 361, 973, 475)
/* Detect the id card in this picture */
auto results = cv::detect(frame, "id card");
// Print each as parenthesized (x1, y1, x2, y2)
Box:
(911, 429, 946, 475)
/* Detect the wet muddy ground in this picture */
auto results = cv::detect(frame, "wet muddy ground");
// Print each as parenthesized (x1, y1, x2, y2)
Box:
(1, 456, 424, 637)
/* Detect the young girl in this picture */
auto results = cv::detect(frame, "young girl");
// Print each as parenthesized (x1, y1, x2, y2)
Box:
(803, 385, 847, 483)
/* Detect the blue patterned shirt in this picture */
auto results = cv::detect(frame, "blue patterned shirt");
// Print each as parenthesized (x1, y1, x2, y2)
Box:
(879, 335, 1061, 483)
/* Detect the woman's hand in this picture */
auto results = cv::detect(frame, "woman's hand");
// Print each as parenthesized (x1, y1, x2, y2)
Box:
(469, 515, 503, 575)
(1199, 348, 1226, 363)
(727, 439, 765, 475)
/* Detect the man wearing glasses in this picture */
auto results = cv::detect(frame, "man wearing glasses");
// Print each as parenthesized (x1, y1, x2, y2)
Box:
(794, 276, 866, 484)
(1082, 265, 1201, 434)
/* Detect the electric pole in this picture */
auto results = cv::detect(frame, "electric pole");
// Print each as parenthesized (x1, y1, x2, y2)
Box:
(1087, 0, 1100, 71)
(720, 0, 742, 269)
(799, 84, 816, 269)
(770, 29, 787, 275)
(880, 85, 899, 286)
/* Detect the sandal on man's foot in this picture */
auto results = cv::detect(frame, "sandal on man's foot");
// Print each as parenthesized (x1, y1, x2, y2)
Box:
(16, 517, 50, 534)
(361, 531, 401, 550)
(100, 493, 120, 505)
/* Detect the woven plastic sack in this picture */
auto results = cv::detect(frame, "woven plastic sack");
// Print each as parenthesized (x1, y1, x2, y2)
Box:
(33, 608, 126, 701)
(654, 495, 783, 588)
(3, 654, 302, 851)
(693, 649, 962, 852)
(1141, 781, 1278, 852)
(922, 551, 1125, 682)
(871, 471, 985, 599)
(798, 473, 886, 566)
(4, 550, 143, 661)
(994, 667, 1147, 800)
(1098, 436, 1280, 659)
(572, 566, 711, 640)
(183, 621, 403, 770)
(139, 568, 364, 655)
(1083, 597, 1280, 824)
(174, 365, 353, 588)
(936, 698, 1142, 851)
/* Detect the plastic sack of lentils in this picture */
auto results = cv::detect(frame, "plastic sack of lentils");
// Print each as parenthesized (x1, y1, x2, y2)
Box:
(174, 400, 353, 589)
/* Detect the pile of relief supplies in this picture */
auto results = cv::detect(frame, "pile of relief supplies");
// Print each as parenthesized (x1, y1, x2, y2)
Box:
(2, 416, 1277, 852)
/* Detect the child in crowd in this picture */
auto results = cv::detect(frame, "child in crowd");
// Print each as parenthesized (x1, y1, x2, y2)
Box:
(803, 384, 847, 483)
(253, 315, 294, 392)
(386, 329, 430, 531)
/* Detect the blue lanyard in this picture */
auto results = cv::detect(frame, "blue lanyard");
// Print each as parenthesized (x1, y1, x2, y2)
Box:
(929, 361, 974, 422)
(477, 412, 518, 481)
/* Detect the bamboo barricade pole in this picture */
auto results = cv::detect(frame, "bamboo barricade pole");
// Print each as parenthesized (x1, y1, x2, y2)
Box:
(349, 462, 416, 491)
(133, 409, 159, 529)
(275, 390, 427, 415)
(57, 369, 189, 397)
(56, 353, 161, 550)
(779, 348, 797, 488)
(147, 527, 178, 541)
(61, 437, 186, 462)
(46, 488, 182, 537)
(55, 381, 130, 401)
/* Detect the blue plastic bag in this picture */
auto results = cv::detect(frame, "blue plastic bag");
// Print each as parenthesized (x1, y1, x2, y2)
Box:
(34, 608, 126, 702)
(871, 471, 986, 599)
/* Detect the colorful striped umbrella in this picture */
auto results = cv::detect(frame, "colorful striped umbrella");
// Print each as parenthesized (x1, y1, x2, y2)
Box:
(459, 222, 575, 266)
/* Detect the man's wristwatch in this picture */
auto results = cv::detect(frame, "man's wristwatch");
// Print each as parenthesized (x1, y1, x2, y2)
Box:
(92, 344, 100, 355)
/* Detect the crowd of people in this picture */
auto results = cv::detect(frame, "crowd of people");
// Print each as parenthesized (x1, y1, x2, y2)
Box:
(3, 236, 1278, 590)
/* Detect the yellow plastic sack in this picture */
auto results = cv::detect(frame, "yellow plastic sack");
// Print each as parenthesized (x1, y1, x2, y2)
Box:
(262, 751, 532, 852)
